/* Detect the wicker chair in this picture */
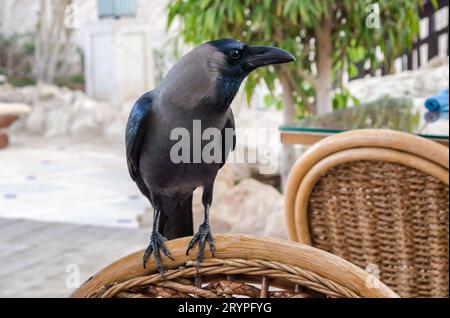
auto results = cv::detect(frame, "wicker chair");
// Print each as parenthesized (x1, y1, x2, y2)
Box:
(285, 129, 449, 298)
(71, 234, 398, 298)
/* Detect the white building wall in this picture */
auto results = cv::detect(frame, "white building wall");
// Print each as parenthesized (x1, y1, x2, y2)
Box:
(82, 0, 172, 104)
(83, 18, 156, 105)
(0, 0, 39, 36)
(0, 0, 174, 104)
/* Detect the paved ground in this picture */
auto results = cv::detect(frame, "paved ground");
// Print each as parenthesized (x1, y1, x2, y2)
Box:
(0, 134, 157, 297)
(0, 134, 148, 228)
(0, 217, 149, 297)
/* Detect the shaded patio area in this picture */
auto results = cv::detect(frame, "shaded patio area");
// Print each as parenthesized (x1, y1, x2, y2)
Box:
(0, 217, 148, 297)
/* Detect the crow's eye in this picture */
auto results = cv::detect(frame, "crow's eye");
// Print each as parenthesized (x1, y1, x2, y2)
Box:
(229, 49, 241, 60)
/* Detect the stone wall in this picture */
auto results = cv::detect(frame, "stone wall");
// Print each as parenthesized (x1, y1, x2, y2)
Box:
(348, 56, 449, 104)
(0, 83, 120, 138)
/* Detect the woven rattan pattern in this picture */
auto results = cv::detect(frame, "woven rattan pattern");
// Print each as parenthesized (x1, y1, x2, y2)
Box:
(308, 160, 449, 298)
(86, 258, 362, 298)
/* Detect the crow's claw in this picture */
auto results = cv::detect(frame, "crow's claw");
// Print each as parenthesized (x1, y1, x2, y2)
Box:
(186, 222, 215, 270)
(143, 231, 173, 277)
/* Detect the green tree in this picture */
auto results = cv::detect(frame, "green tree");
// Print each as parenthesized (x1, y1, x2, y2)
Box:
(168, 0, 426, 185)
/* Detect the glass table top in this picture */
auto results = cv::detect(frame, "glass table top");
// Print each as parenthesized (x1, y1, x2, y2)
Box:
(280, 98, 449, 141)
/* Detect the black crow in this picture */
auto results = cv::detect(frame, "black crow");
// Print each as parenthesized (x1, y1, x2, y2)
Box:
(125, 39, 295, 274)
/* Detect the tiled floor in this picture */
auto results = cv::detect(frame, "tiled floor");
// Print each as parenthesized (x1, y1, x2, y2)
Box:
(0, 217, 149, 297)
(0, 134, 149, 228)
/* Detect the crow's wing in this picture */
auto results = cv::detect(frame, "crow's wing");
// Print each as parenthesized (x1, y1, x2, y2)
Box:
(220, 109, 236, 169)
(125, 93, 153, 198)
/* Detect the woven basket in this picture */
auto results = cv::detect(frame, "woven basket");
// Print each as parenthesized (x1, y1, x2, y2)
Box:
(71, 235, 398, 298)
(285, 129, 449, 298)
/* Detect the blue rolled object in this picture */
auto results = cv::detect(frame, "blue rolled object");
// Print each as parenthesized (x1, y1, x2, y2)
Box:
(425, 89, 449, 112)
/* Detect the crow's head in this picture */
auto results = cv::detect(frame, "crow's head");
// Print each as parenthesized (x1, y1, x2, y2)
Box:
(206, 38, 295, 80)
(160, 39, 295, 111)
(191, 39, 295, 109)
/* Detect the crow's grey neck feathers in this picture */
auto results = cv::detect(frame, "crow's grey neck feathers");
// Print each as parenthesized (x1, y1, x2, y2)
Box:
(157, 44, 238, 115)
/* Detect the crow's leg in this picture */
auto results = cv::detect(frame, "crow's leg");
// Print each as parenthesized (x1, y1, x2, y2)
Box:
(185, 204, 215, 266)
(186, 184, 215, 268)
(143, 208, 173, 275)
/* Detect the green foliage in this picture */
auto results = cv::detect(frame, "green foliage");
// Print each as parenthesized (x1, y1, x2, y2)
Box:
(264, 94, 283, 111)
(0, 33, 35, 56)
(333, 88, 361, 111)
(69, 73, 85, 84)
(54, 73, 85, 90)
(0, 33, 35, 80)
(22, 40, 35, 56)
(9, 76, 36, 87)
(168, 0, 422, 117)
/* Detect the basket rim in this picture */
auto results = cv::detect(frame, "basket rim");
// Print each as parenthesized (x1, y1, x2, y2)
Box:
(70, 234, 399, 298)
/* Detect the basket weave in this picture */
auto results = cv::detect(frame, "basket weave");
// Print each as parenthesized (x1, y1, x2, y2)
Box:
(88, 258, 358, 298)
(284, 129, 449, 298)
(71, 235, 398, 298)
(308, 161, 449, 298)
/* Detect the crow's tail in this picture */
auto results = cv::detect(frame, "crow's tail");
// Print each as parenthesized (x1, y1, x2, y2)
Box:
(158, 194, 194, 240)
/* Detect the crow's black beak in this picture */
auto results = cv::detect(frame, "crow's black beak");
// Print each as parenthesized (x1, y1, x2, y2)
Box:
(245, 45, 296, 70)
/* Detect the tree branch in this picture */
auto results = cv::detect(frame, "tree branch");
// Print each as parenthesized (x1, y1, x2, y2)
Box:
(285, 70, 315, 114)
(297, 68, 318, 87)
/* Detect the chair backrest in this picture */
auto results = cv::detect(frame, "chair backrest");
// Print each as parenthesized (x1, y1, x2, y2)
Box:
(71, 234, 398, 298)
(285, 129, 449, 298)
